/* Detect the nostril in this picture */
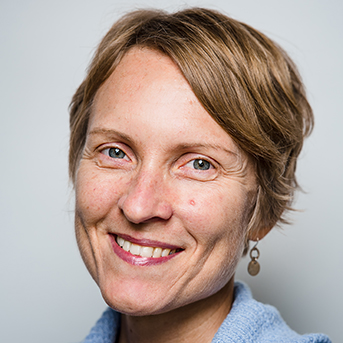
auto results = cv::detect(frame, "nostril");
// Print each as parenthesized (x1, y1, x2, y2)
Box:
(117, 173, 173, 224)
(141, 216, 166, 224)
(118, 193, 173, 224)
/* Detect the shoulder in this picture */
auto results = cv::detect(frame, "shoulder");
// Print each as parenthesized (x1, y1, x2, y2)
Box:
(81, 307, 120, 343)
(212, 282, 331, 343)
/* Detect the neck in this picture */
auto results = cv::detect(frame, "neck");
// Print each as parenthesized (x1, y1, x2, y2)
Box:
(118, 278, 235, 343)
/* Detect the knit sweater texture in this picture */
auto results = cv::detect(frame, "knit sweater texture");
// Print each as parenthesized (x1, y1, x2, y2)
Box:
(81, 282, 331, 343)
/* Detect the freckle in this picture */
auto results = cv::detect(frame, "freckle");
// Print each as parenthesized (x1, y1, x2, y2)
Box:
(190, 199, 196, 206)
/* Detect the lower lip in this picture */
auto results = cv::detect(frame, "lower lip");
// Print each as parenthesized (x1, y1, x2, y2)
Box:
(109, 235, 180, 266)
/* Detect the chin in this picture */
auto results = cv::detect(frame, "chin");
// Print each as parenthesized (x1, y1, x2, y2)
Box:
(101, 291, 170, 316)
(98, 279, 166, 316)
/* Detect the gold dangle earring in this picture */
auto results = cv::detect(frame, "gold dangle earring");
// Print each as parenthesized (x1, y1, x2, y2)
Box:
(248, 239, 260, 276)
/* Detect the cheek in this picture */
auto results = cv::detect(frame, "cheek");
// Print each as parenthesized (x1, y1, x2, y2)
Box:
(183, 188, 249, 244)
(184, 191, 224, 226)
(74, 212, 99, 282)
(74, 167, 128, 283)
(75, 168, 123, 224)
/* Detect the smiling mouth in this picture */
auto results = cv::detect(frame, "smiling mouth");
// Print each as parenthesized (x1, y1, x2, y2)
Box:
(115, 235, 182, 258)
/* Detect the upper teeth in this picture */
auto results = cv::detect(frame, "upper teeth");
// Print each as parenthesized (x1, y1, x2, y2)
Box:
(116, 236, 176, 258)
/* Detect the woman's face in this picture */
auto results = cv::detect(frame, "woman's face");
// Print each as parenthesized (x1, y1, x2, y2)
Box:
(75, 48, 257, 315)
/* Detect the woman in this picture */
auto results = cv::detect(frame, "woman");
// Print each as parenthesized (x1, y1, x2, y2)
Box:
(69, 8, 331, 343)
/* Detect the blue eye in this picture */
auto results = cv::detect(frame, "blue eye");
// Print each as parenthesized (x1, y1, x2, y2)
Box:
(192, 159, 211, 170)
(108, 148, 126, 159)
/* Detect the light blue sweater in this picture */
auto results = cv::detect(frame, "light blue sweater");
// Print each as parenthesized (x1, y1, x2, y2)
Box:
(82, 282, 331, 343)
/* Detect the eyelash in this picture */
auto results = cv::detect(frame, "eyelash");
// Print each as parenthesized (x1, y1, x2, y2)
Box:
(101, 147, 128, 159)
(185, 158, 214, 171)
(98, 146, 216, 178)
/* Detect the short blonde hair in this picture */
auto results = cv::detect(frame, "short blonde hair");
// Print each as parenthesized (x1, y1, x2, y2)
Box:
(69, 8, 313, 235)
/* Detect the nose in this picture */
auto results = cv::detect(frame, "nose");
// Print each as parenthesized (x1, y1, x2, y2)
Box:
(118, 168, 173, 224)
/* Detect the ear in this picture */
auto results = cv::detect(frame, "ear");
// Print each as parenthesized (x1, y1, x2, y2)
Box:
(247, 226, 273, 241)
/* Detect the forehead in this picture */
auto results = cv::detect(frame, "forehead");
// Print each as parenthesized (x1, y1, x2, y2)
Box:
(92, 47, 197, 122)
(90, 47, 241, 155)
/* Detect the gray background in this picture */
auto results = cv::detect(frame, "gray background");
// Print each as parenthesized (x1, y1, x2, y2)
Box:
(1, 0, 342, 342)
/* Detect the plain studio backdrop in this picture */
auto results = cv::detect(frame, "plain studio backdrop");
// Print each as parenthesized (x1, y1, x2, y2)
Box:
(0, 0, 342, 342)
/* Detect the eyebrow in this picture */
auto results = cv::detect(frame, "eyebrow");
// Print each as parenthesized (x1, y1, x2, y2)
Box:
(88, 127, 239, 157)
(88, 128, 133, 143)
(175, 143, 239, 157)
